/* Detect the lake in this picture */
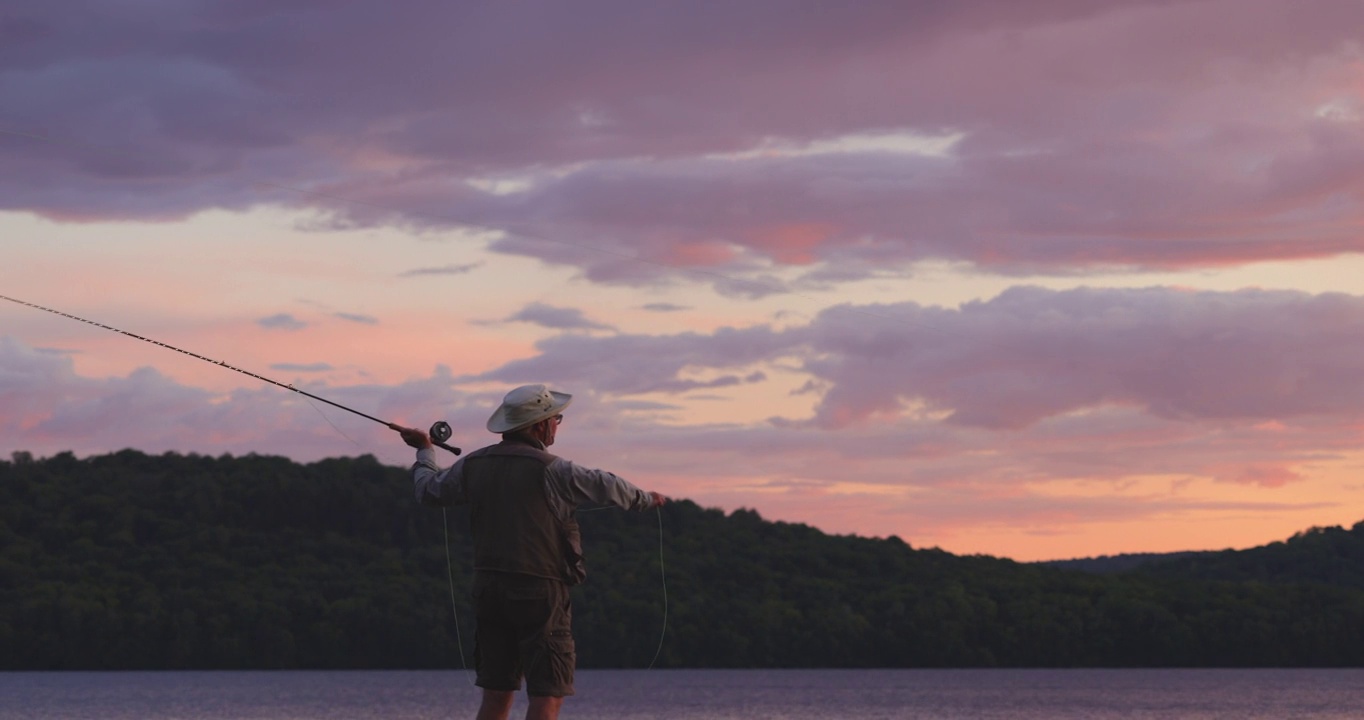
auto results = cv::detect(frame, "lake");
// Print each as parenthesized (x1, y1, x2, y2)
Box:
(2, 668, 1362, 719)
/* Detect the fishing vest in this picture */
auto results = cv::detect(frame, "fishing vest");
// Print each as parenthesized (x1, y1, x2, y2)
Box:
(463, 438, 587, 585)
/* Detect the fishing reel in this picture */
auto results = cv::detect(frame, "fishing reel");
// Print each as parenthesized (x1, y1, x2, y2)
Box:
(429, 421, 462, 456)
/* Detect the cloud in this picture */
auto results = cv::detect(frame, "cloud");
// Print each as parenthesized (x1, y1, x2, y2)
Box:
(0, 334, 481, 464)
(256, 313, 307, 331)
(1226, 464, 1305, 488)
(398, 263, 482, 278)
(8, 1, 1364, 558)
(333, 312, 378, 325)
(797, 286, 1364, 430)
(504, 302, 615, 331)
(469, 324, 788, 395)
(6, 1, 1364, 285)
(5, 286, 1363, 560)
(270, 362, 334, 373)
(640, 302, 690, 313)
(463, 285, 1364, 435)
(15, 283, 1360, 489)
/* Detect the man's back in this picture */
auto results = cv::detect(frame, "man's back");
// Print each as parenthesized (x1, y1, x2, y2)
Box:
(464, 439, 581, 584)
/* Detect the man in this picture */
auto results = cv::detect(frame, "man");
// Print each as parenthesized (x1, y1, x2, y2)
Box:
(390, 384, 667, 720)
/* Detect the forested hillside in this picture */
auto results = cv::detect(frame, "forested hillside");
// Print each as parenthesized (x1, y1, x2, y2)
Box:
(3, 450, 1363, 669)
(1045, 525, 1364, 582)
(1135, 523, 1364, 589)
(1042, 552, 1210, 574)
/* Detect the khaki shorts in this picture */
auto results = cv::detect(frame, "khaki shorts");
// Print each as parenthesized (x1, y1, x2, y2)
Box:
(472, 572, 575, 697)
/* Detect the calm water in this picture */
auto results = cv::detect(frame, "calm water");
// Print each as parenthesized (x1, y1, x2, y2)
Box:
(2, 668, 1362, 719)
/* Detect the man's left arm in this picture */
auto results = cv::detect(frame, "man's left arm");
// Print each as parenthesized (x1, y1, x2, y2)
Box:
(550, 459, 663, 511)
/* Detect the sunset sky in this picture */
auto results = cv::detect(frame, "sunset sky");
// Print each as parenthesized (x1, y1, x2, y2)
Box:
(4, 1, 1364, 561)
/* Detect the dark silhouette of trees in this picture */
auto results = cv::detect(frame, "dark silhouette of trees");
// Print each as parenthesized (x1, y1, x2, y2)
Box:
(3, 449, 1363, 669)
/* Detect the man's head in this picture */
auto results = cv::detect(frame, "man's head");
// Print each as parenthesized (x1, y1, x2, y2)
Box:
(487, 384, 572, 445)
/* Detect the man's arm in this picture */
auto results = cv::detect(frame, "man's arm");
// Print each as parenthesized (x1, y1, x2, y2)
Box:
(549, 459, 667, 511)
(392, 422, 467, 506)
(412, 448, 469, 507)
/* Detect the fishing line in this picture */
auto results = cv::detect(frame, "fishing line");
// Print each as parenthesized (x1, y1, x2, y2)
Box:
(0, 291, 494, 674)
(442, 507, 476, 685)
(1, 288, 488, 676)
(647, 505, 667, 670)
(434, 505, 667, 674)
(302, 397, 364, 449)
(2, 124, 920, 675)
(574, 503, 669, 668)
(0, 292, 463, 456)
(1, 290, 669, 669)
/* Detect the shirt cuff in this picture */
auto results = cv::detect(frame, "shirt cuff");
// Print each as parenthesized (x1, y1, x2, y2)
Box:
(415, 446, 440, 469)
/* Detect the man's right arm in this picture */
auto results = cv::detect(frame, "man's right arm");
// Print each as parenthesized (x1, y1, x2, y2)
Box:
(413, 448, 468, 506)
(393, 422, 468, 507)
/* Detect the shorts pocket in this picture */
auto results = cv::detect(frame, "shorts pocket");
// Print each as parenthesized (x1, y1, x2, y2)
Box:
(542, 630, 576, 697)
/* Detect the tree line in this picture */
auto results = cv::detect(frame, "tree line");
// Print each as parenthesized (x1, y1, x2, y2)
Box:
(2, 449, 1362, 669)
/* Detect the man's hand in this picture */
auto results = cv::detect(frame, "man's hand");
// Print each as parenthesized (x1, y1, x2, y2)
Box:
(649, 491, 669, 508)
(388, 422, 433, 450)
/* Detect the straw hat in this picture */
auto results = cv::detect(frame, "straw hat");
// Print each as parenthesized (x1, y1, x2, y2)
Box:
(486, 384, 573, 433)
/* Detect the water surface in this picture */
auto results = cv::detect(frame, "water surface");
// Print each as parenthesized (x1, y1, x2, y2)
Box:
(3, 668, 1362, 719)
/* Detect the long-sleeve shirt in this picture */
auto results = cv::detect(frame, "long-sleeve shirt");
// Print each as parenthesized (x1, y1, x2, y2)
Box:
(411, 443, 654, 525)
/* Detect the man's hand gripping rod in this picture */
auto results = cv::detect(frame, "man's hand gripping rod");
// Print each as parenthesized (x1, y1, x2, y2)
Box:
(428, 421, 460, 455)
(389, 420, 461, 455)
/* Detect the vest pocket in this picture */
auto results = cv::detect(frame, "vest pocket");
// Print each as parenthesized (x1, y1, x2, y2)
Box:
(562, 519, 587, 585)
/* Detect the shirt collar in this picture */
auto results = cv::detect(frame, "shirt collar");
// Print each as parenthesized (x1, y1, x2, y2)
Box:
(500, 431, 546, 450)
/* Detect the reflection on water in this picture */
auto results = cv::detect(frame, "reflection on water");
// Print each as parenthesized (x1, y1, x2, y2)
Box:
(2, 668, 1363, 720)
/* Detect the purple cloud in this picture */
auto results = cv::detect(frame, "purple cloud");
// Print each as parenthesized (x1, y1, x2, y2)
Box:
(256, 313, 307, 331)
(398, 263, 482, 278)
(461, 285, 1364, 432)
(503, 302, 614, 331)
(334, 312, 378, 325)
(5, 1, 1364, 286)
(798, 286, 1364, 430)
(270, 362, 333, 373)
(469, 324, 788, 395)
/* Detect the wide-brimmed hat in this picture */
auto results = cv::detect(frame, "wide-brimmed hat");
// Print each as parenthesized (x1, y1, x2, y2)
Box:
(486, 384, 573, 433)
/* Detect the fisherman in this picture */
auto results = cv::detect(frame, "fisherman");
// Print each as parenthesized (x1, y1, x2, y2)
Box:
(391, 384, 667, 720)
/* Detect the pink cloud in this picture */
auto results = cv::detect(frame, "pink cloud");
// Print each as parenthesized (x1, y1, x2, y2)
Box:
(1224, 464, 1305, 488)
(744, 223, 833, 266)
(661, 241, 737, 268)
(0, 335, 480, 464)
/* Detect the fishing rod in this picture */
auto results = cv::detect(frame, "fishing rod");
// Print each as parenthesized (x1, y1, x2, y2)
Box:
(1, 293, 461, 456)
